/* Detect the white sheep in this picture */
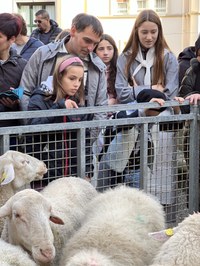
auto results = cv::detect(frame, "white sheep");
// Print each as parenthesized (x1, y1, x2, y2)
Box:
(65, 249, 115, 266)
(0, 176, 98, 266)
(0, 150, 47, 234)
(0, 238, 37, 266)
(59, 185, 165, 266)
(150, 212, 200, 266)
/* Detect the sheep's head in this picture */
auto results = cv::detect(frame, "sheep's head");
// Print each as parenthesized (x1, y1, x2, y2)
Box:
(0, 151, 47, 189)
(0, 189, 64, 264)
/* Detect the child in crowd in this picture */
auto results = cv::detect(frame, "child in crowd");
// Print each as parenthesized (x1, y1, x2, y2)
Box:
(27, 56, 92, 180)
(94, 34, 118, 106)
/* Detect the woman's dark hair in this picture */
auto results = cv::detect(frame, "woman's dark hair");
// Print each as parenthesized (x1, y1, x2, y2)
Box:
(13, 13, 27, 36)
(94, 34, 118, 97)
(123, 9, 170, 86)
(0, 13, 22, 39)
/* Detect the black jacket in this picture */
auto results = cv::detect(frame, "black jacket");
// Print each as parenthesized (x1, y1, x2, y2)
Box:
(0, 47, 27, 127)
(19, 37, 44, 61)
(30, 19, 62, 44)
(27, 87, 92, 178)
(178, 58, 200, 114)
(178, 46, 196, 86)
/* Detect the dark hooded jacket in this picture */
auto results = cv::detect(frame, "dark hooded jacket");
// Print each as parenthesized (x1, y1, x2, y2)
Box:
(178, 58, 200, 114)
(27, 83, 92, 179)
(178, 35, 200, 86)
(30, 19, 62, 44)
(0, 47, 27, 127)
(178, 36, 200, 113)
(19, 37, 44, 61)
(178, 46, 196, 86)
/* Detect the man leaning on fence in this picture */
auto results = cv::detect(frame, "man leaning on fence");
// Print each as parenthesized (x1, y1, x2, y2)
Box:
(19, 13, 108, 179)
(20, 13, 107, 123)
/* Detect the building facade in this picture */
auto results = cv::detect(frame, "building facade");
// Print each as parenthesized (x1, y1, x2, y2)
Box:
(0, 0, 200, 56)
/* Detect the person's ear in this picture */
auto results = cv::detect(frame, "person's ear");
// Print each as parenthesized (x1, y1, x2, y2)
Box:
(9, 36, 16, 45)
(70, 25, 76, 37)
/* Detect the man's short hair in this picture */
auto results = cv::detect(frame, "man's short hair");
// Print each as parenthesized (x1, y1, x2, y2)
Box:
(35, 9, 50, 19)
(72, 13, 103, 37)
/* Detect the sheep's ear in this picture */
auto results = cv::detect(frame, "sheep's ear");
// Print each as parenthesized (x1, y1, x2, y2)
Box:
(50, 215, 64, 225)
(0, 164, 15, 186)
(0, 198, 12, 218)
(148, 227, 177, 242)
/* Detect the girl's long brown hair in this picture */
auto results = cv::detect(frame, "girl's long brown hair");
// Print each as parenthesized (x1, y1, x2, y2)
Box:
(52, 55, 85, 105)
(94, 34, 118, 97)
(123, 9, 170, 86)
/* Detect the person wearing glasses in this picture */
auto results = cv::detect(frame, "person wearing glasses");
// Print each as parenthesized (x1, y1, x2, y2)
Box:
(31, 9, 62, 45)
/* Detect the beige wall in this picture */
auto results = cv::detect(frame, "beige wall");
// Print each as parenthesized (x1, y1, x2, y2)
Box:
(1, 0, 200, 56)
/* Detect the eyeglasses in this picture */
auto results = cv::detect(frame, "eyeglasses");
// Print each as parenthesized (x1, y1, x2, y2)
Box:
(34, 20, 42, 24)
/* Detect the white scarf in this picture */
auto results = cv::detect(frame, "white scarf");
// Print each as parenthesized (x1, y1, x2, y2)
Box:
(132, 46, 155, 85)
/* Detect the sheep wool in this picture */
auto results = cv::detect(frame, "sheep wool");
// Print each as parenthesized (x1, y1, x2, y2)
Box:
(0, 150, 47, 235)
(0, 176, 98, 266)
(0, 238, 37, 266)
(150, 212, 200, 266)
(60, 185, 165, 266)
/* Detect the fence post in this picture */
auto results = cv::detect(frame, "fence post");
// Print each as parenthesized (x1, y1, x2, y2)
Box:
(77, 128, 86, 178)
(189, 105, 199, 212)
(140, 123, 149, 191)
(0, 134, 10, 155)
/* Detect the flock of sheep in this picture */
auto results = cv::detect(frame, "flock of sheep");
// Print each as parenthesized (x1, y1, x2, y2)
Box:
(0, 150, 199, 266)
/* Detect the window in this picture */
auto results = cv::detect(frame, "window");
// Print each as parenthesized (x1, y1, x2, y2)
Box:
(155, 0, 166, 13)
(110, 0, 166, 16)
(17, 3, 55, 35)
(111, 0, 129, 15)
(137, 0, 147, 12)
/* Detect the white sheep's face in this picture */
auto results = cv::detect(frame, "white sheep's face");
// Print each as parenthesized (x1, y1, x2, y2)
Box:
(0, 151, 47, 188)
(0, 189, 64, 264)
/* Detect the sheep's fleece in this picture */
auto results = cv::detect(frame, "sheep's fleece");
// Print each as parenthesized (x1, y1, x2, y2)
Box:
(0, 238, 37, 266)
(150, 212, 200, 266)
(60, 185, 165, 266)
(0, 176, 98, 266)
(0, 150, 47, 235)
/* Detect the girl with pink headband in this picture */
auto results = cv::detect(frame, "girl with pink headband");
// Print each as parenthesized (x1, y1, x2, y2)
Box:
(27, 55, 91, 181)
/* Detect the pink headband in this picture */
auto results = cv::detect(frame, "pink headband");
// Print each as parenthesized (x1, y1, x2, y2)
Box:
(59, 57, 84, 73)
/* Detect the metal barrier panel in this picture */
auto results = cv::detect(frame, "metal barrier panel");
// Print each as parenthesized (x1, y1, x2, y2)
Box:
(0, 101, 198, 226)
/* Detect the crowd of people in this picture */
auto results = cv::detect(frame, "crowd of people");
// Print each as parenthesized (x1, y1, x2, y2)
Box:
(0, 9, 199, 211)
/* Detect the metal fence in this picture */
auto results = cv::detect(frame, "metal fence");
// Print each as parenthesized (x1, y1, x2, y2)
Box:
(0, 100, 199, 226)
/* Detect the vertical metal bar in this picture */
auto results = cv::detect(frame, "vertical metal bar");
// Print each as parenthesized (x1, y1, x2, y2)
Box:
(76, 128, 86, 178)
(140, 123, 149, 191)
(189, 105, 199, 212)
(0, 134, 10, 155)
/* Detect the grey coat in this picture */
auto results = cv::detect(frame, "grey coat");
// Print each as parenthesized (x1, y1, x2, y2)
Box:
(115, 49, 179, 103)
(20, 35, 108, 123)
